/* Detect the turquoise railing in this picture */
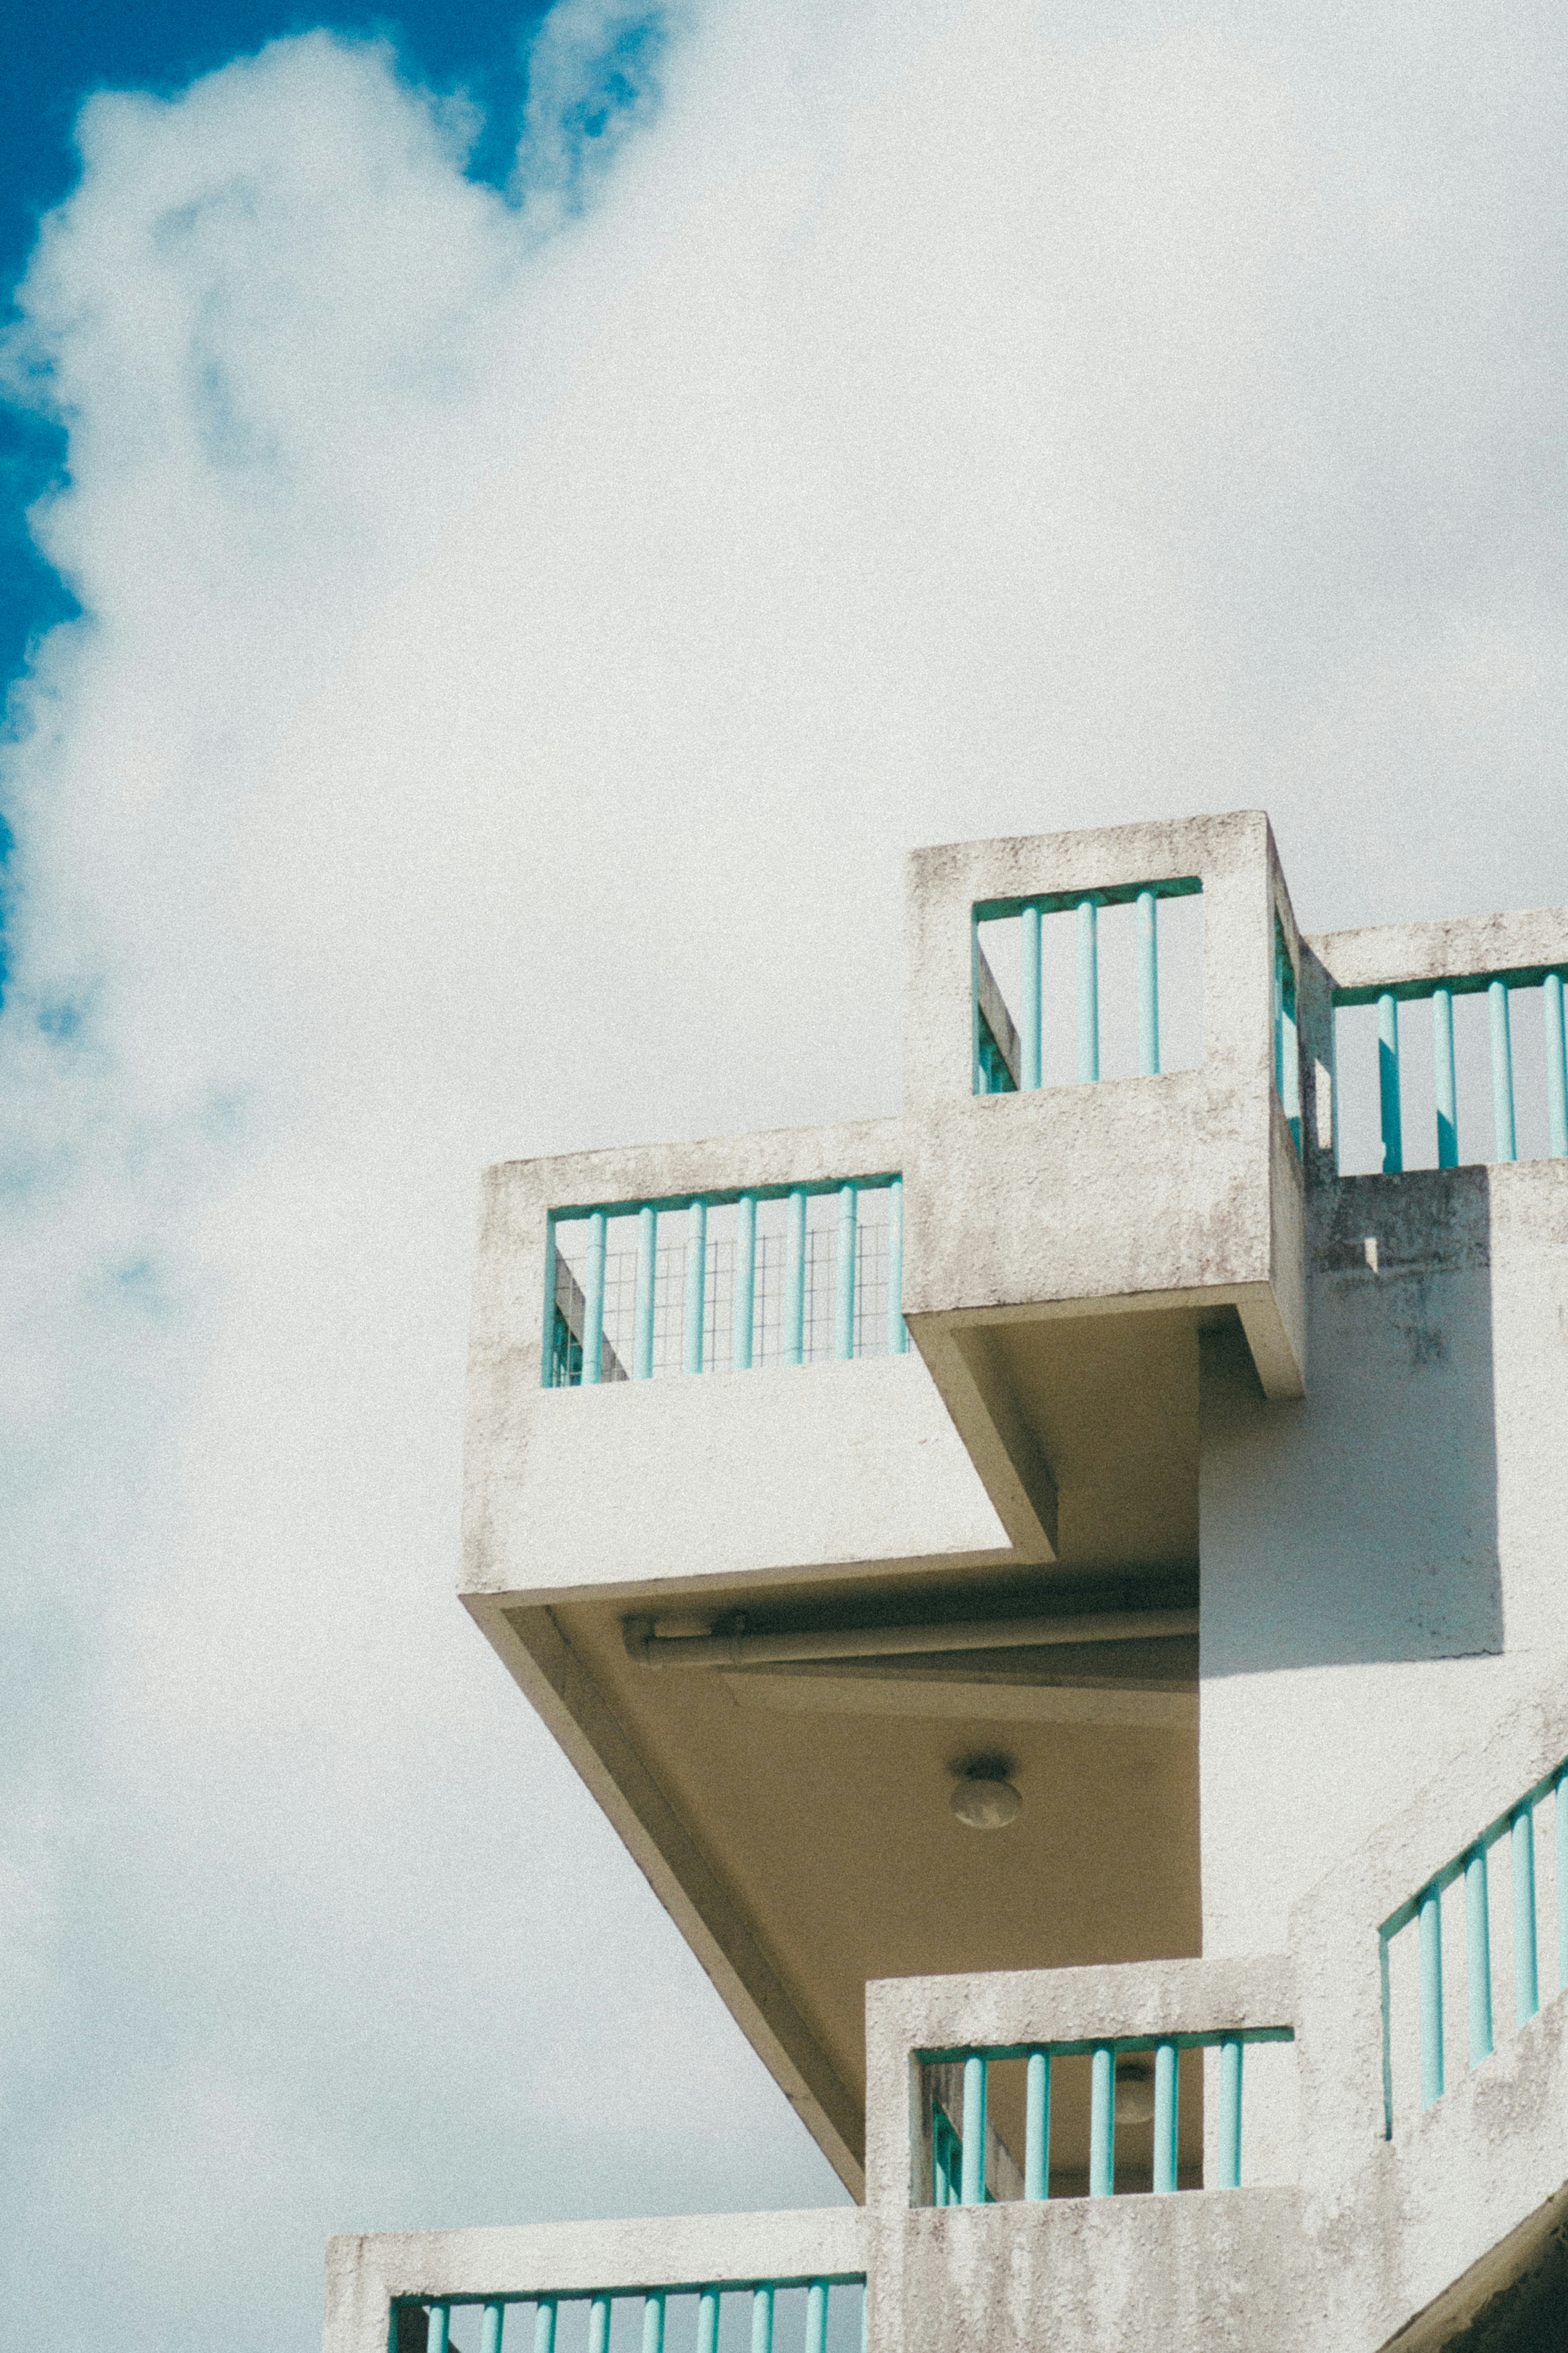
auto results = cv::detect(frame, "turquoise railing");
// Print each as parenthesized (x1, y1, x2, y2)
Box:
(971, 879, 1202, 1097)
(544, 1178, 906, 1388)
(392, 2279, 865, 2353)
(1274, 921, 1301, 1154)
(1336, 967, 1568, 1175)
(1379, 1755, 1568, 2135)
(921, 2026, 1291, 2204)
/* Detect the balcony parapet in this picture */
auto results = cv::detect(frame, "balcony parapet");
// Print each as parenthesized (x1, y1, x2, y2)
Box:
(324, 2211, 865, 2353)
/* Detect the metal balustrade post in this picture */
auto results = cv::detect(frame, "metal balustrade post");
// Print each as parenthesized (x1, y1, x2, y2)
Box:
(1466, 1844, 1493, 2065)
(633, 1204, 657, 1379)
(886, 1177, 907, 1354)
(805, 2283, 829, 2353)
(1021, 904, 1042, 1088)
(697, 2287, 722, 2353)
(533, 2301, 556, 2353)
(733, 1193, 756, 1371)
(481, 2303, 505, 2353)
(1433, 986, 1458, 1169)
(1490, 979, 1517, 1162)
(961, 2054, 987, 2204)
(428, 2308, 451, 2353)
(588, 2295, 612, 2353)
(1137, 888, 1160, 1076)
(1513, 1804, 1539, 2024)
(683, 1199, 707, 1374)
(1419, 1885, 1444, 2105)
(1218, 2040, 1243, 2187)
(642, 2293, 666, 2353)
(1558, 1766, 1568, 1995)
(1152, 2041, 1178, 2194)
(1378, 992, 1403, 1174)
(541, 1218, 559, 1387)
(1089, 2044, 1114, 2196)
(751, 2284, 774, 2353)
(1547, 972, 1568, 1158)
(581, 1211, 608, 1386)
(784, 1188, 806, 1364)
(834, 1183, 858, 1360)
(1024, 2050, 1050, 2199)
(1077, 897, 1100, 1082)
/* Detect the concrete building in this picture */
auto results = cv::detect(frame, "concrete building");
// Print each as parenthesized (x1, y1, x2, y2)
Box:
(326, 812, 1568, 2353)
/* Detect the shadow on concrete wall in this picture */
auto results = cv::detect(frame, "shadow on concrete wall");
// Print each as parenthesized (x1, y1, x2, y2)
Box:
(1201, 1165, 1501, 1675)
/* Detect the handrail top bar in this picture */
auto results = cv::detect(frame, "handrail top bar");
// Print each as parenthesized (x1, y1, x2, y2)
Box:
(397, 2276, 867, 2308)
(1379, 1751, 1568, 1940)
(918, 2027, 1294, 2063)
(973, 874, 1203, 923)
(1335, 962, 1568, 1010)
(549, 1174, 901, 1225)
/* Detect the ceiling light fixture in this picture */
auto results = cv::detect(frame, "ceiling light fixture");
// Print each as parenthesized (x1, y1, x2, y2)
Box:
(949, 1757, 1022, 1829)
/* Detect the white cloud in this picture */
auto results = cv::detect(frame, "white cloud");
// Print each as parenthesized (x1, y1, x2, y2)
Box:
(1, 0, 1566, 2341)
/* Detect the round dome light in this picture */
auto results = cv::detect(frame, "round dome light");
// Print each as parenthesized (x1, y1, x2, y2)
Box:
(950, 1774, 1022, 1830)
(1114, 2062, 1156, 2126)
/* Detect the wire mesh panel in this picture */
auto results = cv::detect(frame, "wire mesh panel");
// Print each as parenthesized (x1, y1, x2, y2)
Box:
(546, 1180, 904, 1387)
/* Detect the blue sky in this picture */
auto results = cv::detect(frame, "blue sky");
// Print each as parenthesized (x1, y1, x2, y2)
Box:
(0, 0, 558, 685)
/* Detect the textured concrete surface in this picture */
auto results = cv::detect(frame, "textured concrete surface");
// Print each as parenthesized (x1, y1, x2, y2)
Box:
(900, 811, 1307, 1401)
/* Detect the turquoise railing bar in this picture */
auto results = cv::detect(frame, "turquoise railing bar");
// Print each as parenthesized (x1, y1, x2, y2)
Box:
(1433, 986, 1458, 1168)
(784, 1188, 806, 1364)
(1512, 1805, 1539, 2025)
(398, 2285, 864, 2353)
(581, 1211, 608, 1387)
(1337, 963, 1568, 1174)
(960, 2052, 987, 2205)
(924, 2025, 1288, 2203)
(1380, 1749, 1568, 2133)
(886, 1178, 907, 1356)
(1076, 897, 1100, 1082)
(1417, 1886, 1443, 2107)
(1490, 979, 1517, 1161)
(931, 2101, 961, 2204)
(1377, 992, 1403, 1174)
(1137, 888, 1159, 1077)
(1023, 2049, 1050, 2199)
(1020, 903, 1042, 1088)
(1217, 2040, 1243, 2190)
(547, 1177, 903, 1385)
(972, 876, 1200, 1098)
(633, 1205, 657, 1378)
(1547, 973, 1568, 1156)
(834, 1184, 857, 1361)
(1273, 925, 1301, 1153)
(1152, 2040, 1178, 2195)
(683, 1198, 707, 1374)
(1465, 1846, 1492, 2065)
(1088, 2043, 1114, 2197)
(732, 1193, 756, 1372)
